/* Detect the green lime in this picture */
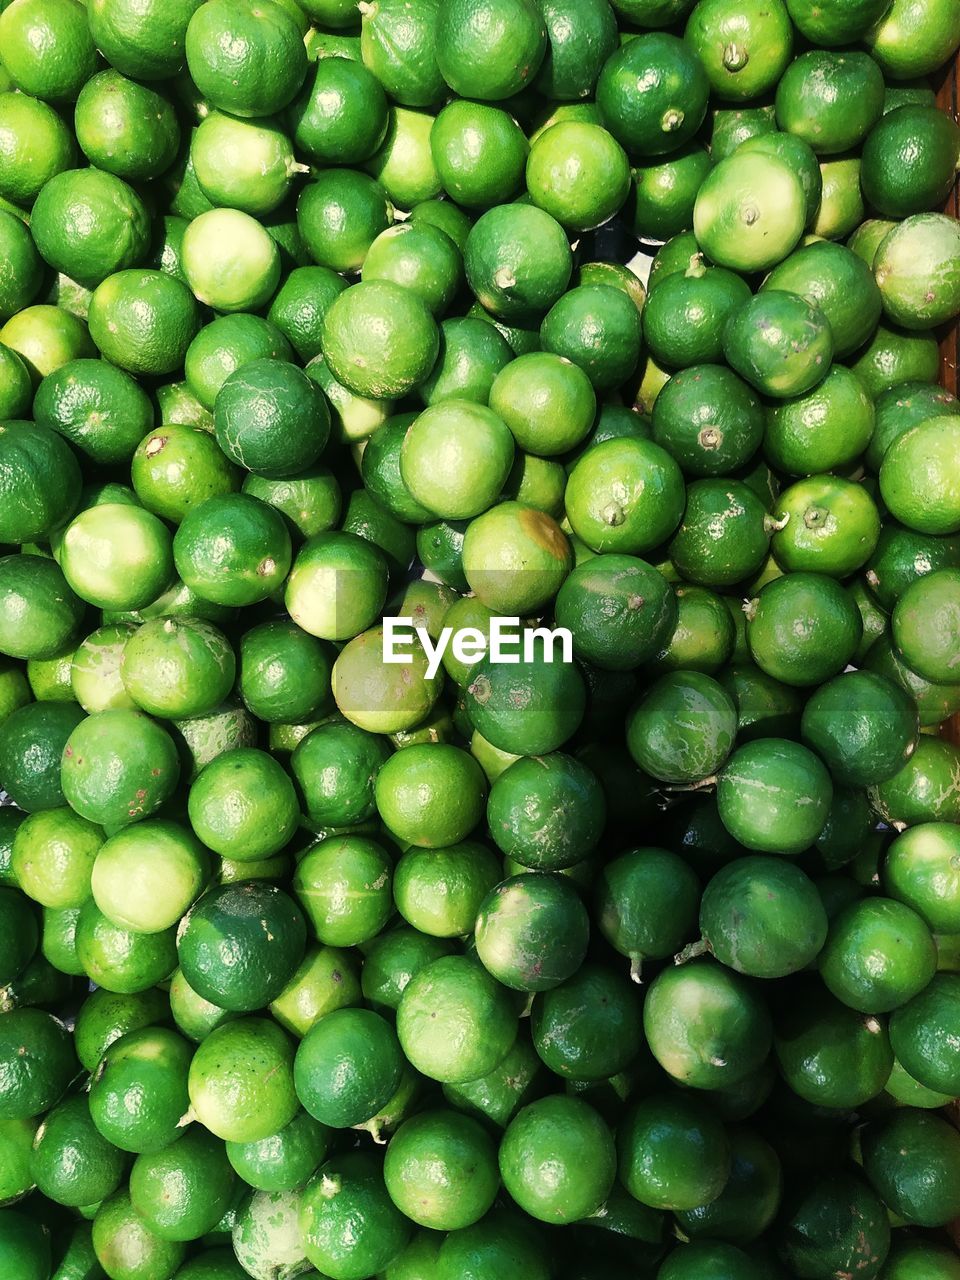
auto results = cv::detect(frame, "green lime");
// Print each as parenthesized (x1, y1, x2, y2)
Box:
(489, 353, 596, 456)
(11, 806, 102, 909)
(367, 108, 443, 210)
(531, 962, 642, 1081)
(685, 0, 793, 100)
(723, 291, 832, 400)
(70, 624, 135, 714)
(0, 211, 42, 322)
(86, 0, 201, 80)
(88, 270, 199, 377)
(597, 32, 709, 157)
(430, 101, 527, 211)
(30, 170, 151, 292)
(399, 402, 513, 519)
(34, 358, 154, 466)
(526, 122, 629, 233)
(867, 382, 960, 475)
(393, 842, 500, 939)
(359, 0, 444, 106)
(461, 501, 573, 613)
(31, 1094, 125, 1209)
(284, 531, 387, 642)
(879, 1241, 960, 1280)
(435, 0, 547, 101)
(185, 314, 293, 413)
(669, 478, 769, 588)
(651, 363, 762, 477)
(298, 170, 393, 274)
(533, 0, 617, 99)
(267, 267, 346, 365)
(293, 1007, 402, 1128)
(555, 553, 676, 670)
(87, 1023, 191, 1153)
(486, 751, 603, 871)
(332, 625, 442, 734)
(539, 284, 642, 393)
(75, 898, 177, 993)
(851, 323, 940, 399)
(75, 71, 179, 182)
(747, 573, 862, 688)
(168, 966, 238, 1045)
(617, 1091, 730, 1212)
(474, 872, 589, 991)
(776, 50, 884, 154)
(819, 897, 936, 1013)
(417, 317, 511, 409)
(397, 954, 516, 1083)
(173, 492, 292, 607)
(0, 0, 97, 101)
(870, 735, 960, 826)
(299, 1150, 412, 1279)
(0, 421, 81, 548)
(644, 957, 771, 1089)
(626, 143, 711, 242)
(709, 103, 777, 161)
(181, 209, 281, 314)
(0, 304, 95, 384)
(375, 744, 486, 847)
(322, 281, 438, 399)
(120, 618, 236, 720)
(862, 104, 960, 218)
(435, 1210, 549, 1280)
(889, 972, 960, 1096)
(188, 1016, 297, 1143)
(61, 708, 180, 828)
(225, 1109, 329, 1193)
(214, 358, 329, 478)
(465, 647, 585, 757)
(92, 1189, 186, 1280)
(865, 0, 960, 79)
(499, 1095, 614, 1224)
(627, 670, 736, 784)
(464, 203, 572, 324)
(764, 241, 882, 361)
(383, 1109, 498, 1231)
(131, 426, 241, 525)
(595, 846, 698, 976)
(0, 343, 31, 419)
(801, 669, 918, 787)
(880, 417, 960, 535)
(74, 986, 170, 1072)
(362, 223, 462, 319)
(763, 367, 875, 476)
(0, 702, 81, 814)
(290, 56, 387, 166)
(267, 938, 361, 1035)
(642, 261, 750, 371)
(293, 835, 393, 946)
(778, 1172, 890, 1280)
(884, 822, 960, 934)
(0, 1007, 75, 1122)
(59, 502, 174, 612)
(718, 737, 832, 855)
(565, 436, 685, 554)
(694, 151, 804, 272)
(0, 90, 76, 208)
(771, 475, 881, 576)
(673, 1126, 781, 1243)
(874, 213, 960, 330)
(862, 1109, 960, 1227)
(184, 0, 306, 117)
(290, 721, 389, 828)
(91, 820, 209, 935)
(177, 880, 304, 1012)
(701, 855, 827, 978)
(130, 1127, 236, 1243)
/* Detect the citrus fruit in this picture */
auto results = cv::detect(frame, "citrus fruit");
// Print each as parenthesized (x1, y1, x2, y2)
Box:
(597, 32, 709, 157)
(184, 0, 307, 118)
(694, 151, 805, 273)
(435, 0, 547, 101)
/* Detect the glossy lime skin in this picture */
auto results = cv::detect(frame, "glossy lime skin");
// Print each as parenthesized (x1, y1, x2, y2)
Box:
(225, 1110, 330, 1194)
(499, 1095, 615, 1224)
(397, 955, 517, 1084)
(435, 1209, 550, 1280)
(617, 1091, 730, 1212)
(774, 980, 893, 1109)
(129, 1127, 237, 1243)
(747, 573, 863, 688)
(214, 358, 331, 479)
(293, 836, 394, 947)
(627, 671, 736, 785)
(384, 1109, 500, 1230)
(291, 722, 390, 828)
(565, 437, 685, 555)
(723, 291, 833, 400)
(763, 240, 882, 360)
(531, 962, 642, 1081)
(597, 32, 709, 157)
(294, 1008, 402, 1129)
(802, 670, 920, 790)
(375, 744, 487, 848)
(486, 752, 604, 871)
(88, 1026, 192, 1154)
(0, 701, 86, 812)
(674, 1125, 781, 1244)
(701, 856, 827, 979)
(475, 873, 589, 992)
(75, 899, 178, 994)
(187, 747, 299, 861)
(0, 555, 84, 662)
(643, 958, 772, 1089)
(73, 986, 171, 1074)
(61, 709, 181, 828)
(862, 1110, 960, 1227)
(173, 493, 292, 608)
(884, 822, 960, 933)
(177, 881, 305, 1013)
(595, 846, 699, 972)
(299, 1150, 412, 1280)
(718, 738, 832, 856)
(555, 554, 677, 670)
(465, 652, 585, 758)
(777, 1172, 890, 1280)
(819, 897, 937, 1014)
(889, 973, 960, 1096)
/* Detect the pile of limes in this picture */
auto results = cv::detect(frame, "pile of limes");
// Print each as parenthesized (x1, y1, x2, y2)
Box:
(3, 0, 960, 1277)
